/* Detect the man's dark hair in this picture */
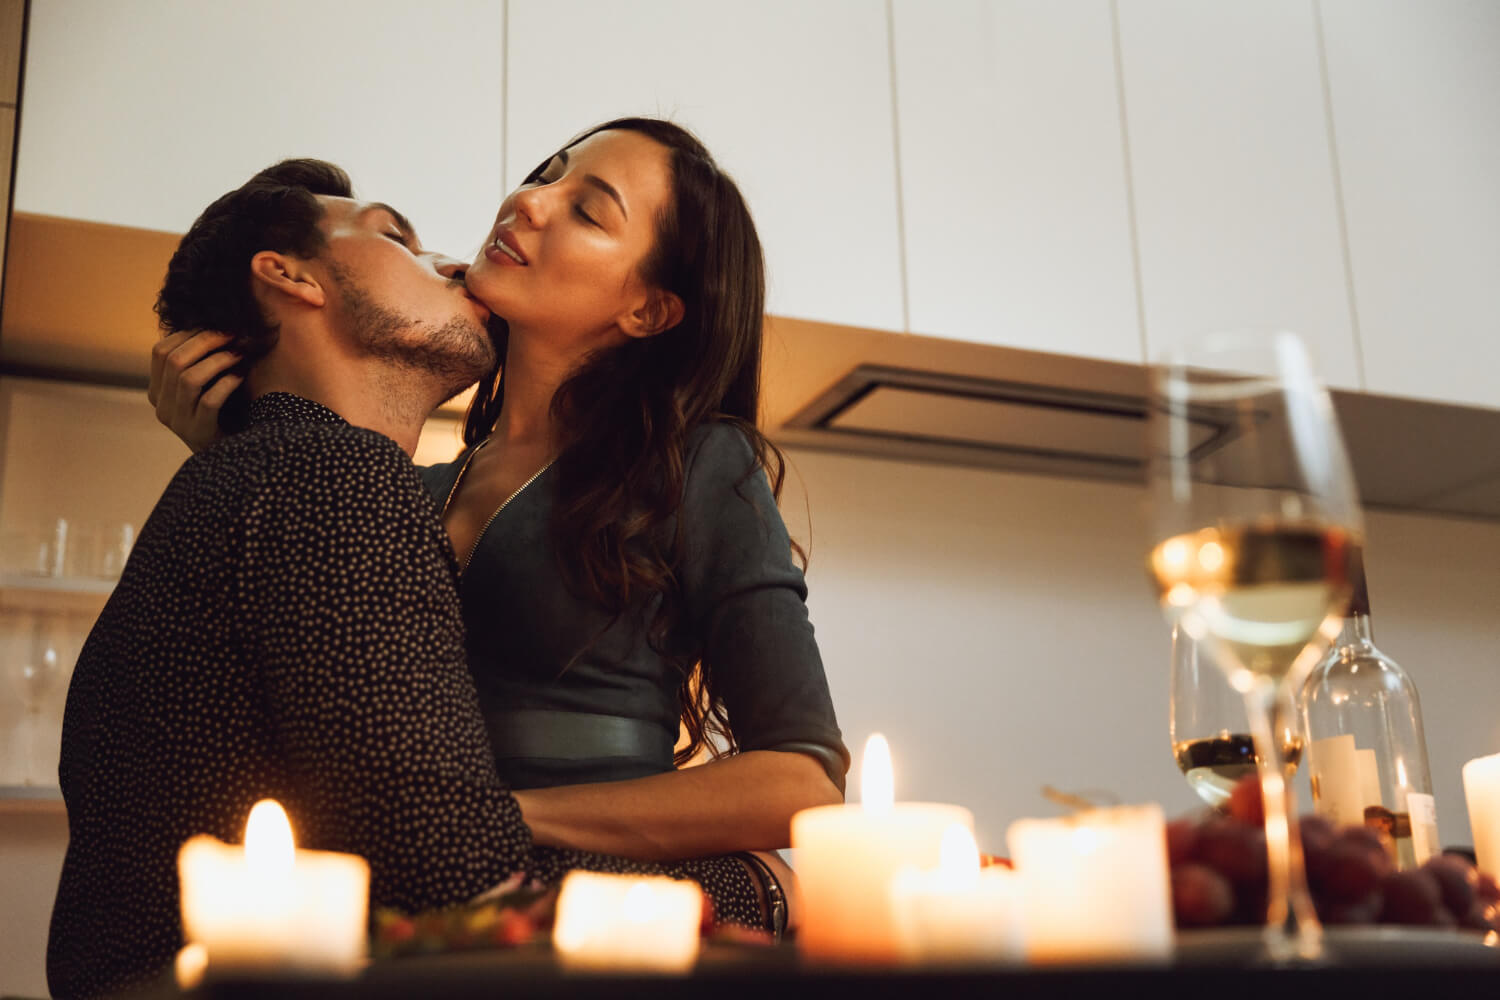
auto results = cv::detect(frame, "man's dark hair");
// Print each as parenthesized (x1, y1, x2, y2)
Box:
(155, 158, 353, 361)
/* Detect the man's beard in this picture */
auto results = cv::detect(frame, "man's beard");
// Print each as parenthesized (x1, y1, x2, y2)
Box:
(326, 262, 496, 398)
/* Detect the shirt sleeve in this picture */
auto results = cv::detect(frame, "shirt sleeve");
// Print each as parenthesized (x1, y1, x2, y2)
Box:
(677, 424, 851, 791)
(236, 428, 532, 914)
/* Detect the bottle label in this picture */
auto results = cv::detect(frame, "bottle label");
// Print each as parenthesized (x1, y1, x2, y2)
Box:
(1406, 792, 1439, 865)
(1308, 734, 1367, 828)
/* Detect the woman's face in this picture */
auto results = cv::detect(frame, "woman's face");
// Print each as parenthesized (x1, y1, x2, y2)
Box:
(466, 129, 675, 348)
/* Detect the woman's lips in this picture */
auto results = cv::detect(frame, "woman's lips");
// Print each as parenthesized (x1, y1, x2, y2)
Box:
(486, 228, 528, 266)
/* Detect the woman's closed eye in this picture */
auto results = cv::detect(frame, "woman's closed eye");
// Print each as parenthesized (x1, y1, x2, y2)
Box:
(384, 230, 409, 246)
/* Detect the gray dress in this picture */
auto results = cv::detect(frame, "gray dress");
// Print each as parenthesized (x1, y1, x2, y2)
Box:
(420, 422, 849, 792)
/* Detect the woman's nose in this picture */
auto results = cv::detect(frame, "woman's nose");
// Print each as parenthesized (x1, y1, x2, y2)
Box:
(431, 254, 468, 280)
(511, 185, 547, 228)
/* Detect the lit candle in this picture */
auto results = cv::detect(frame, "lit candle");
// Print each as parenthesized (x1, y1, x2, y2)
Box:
(1006, 803, 1172, 965)
(792, 734, 974, 963)
(177, 800, 370, 976)
(552, 871, 703, 972)
(889, 823, 1024, 966)
(1463, 753, 1500, 878)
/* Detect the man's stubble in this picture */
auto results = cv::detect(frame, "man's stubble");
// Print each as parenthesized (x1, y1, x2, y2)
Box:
(325, 260, 496, 403)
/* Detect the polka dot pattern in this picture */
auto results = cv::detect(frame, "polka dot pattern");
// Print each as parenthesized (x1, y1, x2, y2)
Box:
(47, 393, 762, 1000)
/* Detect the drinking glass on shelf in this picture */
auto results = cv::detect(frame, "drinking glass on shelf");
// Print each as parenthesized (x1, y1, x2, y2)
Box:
(1169, 624, 1304, 810)
(4, 609, 73, 786)
(1146, 331, 1361, 963)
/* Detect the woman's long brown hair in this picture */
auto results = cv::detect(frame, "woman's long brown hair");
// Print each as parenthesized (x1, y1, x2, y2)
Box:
(462, 118, 793, 766)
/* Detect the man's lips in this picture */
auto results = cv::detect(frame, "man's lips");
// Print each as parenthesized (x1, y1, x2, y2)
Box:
(486, 227, 528, 266)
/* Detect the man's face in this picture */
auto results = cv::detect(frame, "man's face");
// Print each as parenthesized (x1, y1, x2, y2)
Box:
(312, 197, 496, 393)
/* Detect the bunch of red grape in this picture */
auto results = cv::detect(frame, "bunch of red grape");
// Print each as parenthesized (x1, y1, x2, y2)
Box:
(1168, 777, 1500, 932)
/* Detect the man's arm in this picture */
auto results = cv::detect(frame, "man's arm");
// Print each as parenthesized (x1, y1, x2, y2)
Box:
(237, 427, 533, 913)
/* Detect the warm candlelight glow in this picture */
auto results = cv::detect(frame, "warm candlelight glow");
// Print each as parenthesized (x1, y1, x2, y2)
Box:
(178, 799, 369, 977)
(861, 733, 894, 813)
(1007, 804, 1172, 965)
(938, 823, 980, 878)
(174, 943, 208, 991)
(793, 733, 973, 962)
(890, 823, 1023, 965)
(553, 872, 703, 973)
(1464, 753, 1500, 878)
(244, 799, 294, 873)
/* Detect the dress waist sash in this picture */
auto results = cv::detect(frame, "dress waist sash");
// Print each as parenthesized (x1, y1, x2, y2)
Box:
(484, 708, 675, 763)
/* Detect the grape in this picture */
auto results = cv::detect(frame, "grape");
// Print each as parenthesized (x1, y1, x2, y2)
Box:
(1378, 870, 1445, 926)
(1227, 775, 1263, 827)
(1459, 902, 1499, 933)
(1196, 816, 1268, 888)
(1320, 895, 1381, 925)
(1316, 840, 1385, 902)
(1478, 872, 1500, 904)
(1423, 854, 1480, 919)
(1298, 815, 1336, 856)
(1171, 862, 1234, 927)
(1166, 816, 1201, 867)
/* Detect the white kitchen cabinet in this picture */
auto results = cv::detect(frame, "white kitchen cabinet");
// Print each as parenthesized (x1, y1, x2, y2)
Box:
(505, 0, 904, 332)
(12, 0, 505, 263)
(1117, 0, 1360, 387)
(1319, 0, 1500, 411)
(893, 0, 1141, 363)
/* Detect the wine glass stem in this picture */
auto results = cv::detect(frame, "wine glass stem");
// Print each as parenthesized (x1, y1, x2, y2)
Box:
(1244, 682, 1322, 963)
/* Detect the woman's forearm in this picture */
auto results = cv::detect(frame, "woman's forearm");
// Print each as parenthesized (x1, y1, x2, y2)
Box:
(512, 750, 843, 860)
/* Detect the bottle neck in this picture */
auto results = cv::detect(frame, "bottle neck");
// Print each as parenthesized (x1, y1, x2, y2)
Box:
(1337, 611, 1375, 649)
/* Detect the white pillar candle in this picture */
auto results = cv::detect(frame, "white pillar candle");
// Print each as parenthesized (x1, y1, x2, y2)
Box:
(1006, 803, 1172, 965)
(552, 871, 703, 973)
(177, 800, 370, 977)
(792, 734, 974, 963)
(889, 824, 1024, 966)
(1463, 752, 1500, 878)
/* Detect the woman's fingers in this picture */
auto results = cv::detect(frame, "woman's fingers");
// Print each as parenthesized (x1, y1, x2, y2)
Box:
(150, 331, 236, 417)
(149, 330, 240, 453)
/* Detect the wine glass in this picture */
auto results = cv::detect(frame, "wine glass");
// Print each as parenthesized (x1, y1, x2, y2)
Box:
(1146, 331, 1361, 963)
(4, 609, 70, 785)
(1170, 624, 1305, 810)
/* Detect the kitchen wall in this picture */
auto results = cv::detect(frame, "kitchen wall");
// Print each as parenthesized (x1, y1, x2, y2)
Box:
(3, 445, 1498, 995)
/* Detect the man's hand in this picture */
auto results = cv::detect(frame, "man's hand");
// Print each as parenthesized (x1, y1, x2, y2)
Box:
(149, 330, 243, 453)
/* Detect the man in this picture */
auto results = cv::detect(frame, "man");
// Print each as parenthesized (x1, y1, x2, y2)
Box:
(47, 161, 762, 999)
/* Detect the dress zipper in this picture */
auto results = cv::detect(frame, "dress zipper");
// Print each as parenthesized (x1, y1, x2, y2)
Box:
(458, 461, 552, 572)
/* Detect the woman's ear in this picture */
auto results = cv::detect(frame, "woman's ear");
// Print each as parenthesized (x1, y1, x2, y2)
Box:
(622, 289, 685, 340)
(249, 251, 326, 309)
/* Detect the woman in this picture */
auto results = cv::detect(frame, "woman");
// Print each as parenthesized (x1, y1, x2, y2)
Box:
(151, 119, 847, 924)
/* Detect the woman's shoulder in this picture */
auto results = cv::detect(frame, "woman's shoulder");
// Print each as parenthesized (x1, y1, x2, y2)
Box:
(685, 420, 757, 483)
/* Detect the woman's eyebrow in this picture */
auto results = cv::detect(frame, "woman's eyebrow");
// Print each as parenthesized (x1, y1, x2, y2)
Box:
(582, 175, 628, 219)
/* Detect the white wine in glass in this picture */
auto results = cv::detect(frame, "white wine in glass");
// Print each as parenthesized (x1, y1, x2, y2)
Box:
(1147, 331, 1362, 963)
(1170, 625, 1304, 809)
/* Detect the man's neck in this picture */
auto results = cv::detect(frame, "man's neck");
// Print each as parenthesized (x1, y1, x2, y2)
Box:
(247, 359, 441, 457)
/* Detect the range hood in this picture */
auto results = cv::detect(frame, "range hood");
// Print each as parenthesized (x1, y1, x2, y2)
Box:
(761, 317, 1500, 521)
(5, 214, 1499, 521)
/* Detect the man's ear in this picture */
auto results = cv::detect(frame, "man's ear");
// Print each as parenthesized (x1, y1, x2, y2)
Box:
(621, 289, 685, 341)
(249, 251, 326, 309)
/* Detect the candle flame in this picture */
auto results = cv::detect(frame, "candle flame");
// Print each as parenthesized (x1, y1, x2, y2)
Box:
(937, 823, 980, 877)
(244, 799, 295, 873)
(860, 733, 894, 813)
(174, 944, 208, 991)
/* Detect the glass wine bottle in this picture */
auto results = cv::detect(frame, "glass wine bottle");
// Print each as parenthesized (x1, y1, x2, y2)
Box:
(1298, 548, 1438, 869)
